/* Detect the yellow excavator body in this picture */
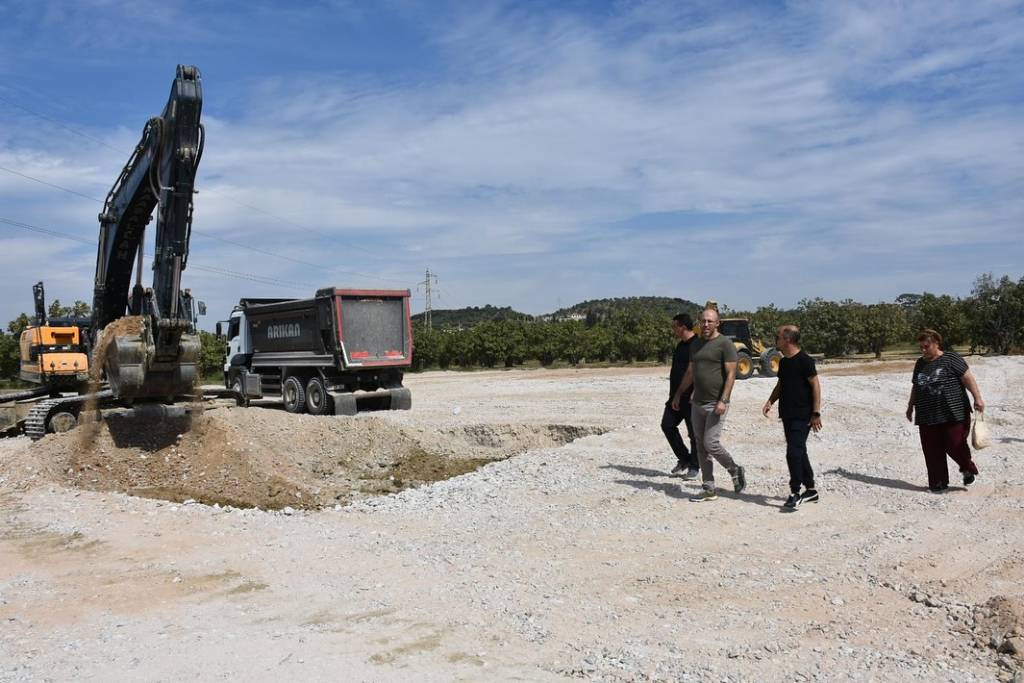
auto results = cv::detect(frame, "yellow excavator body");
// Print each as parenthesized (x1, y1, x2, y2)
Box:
(19, 325, 90, 387)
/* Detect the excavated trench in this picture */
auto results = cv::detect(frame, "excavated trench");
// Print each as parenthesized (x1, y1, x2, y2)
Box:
(20, 405, 608, 510)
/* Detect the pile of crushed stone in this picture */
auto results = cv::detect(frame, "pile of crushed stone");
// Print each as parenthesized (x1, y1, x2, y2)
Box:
(4, 405, 606, 510)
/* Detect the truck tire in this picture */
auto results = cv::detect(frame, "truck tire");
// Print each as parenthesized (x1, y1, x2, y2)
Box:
(231, 376, 247, 407)
(760, 348, 783, 378)
(305, 377, 331, 416)
(282, 376, 306, 414)
(735, 352, 755, 380)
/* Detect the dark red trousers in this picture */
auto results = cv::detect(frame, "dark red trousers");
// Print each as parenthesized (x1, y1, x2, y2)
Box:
(918, 420, 978, 489)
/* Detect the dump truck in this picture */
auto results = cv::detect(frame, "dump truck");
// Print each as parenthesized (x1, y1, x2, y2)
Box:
(219, 288, 413, 415)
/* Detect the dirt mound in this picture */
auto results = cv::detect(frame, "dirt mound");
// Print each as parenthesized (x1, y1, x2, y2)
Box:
(975, 595, 1024, 660)
(14, 407, 607, 509)
(90, 315, 145, 380)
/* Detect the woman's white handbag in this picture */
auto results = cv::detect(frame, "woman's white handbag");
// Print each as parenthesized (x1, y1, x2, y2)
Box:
(971, 411, 991, 450)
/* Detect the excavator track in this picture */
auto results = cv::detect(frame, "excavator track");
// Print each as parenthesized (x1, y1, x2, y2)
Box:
(24, 391, 115, 441)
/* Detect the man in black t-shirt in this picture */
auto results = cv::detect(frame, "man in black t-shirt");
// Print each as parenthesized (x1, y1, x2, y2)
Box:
(762, 325, 822, 511)
(662, 313, 699, 479)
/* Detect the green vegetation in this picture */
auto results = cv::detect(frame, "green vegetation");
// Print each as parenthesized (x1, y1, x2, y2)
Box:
(411, 304, 530, 328)
(550, 296, 702, 324)
(3, 273, 1023, 380)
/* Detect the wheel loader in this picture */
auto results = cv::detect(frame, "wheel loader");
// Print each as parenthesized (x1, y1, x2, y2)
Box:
(701, 301, 781, 380)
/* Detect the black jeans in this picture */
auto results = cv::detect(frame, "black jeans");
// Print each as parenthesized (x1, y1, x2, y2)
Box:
(661, 400, 697, 469)
(783, 418, 815, 494)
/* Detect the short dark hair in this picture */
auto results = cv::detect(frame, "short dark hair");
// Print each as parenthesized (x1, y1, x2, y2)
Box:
(917, 328, 943, 347)
(672, 313, 693, 328)
(777, 324, 800, 345)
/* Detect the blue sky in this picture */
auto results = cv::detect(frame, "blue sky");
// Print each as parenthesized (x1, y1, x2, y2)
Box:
(1, 0, 1022, 327)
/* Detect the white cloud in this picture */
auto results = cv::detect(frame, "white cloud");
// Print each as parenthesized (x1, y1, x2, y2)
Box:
(1, 0, 1022, 326)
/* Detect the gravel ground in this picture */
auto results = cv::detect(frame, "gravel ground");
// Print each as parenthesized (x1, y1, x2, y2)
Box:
(1, 357, 1022, 682)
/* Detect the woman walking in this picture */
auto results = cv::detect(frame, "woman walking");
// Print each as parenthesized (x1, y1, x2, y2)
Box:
(905, 329, 985, 492)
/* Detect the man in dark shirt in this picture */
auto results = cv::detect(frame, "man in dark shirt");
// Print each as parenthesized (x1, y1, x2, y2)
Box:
(662, 313, 699, 479)
(762, 325, 822, 511)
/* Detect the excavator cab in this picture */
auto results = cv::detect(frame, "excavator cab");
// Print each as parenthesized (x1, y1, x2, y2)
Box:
(17, 282, 90, 390)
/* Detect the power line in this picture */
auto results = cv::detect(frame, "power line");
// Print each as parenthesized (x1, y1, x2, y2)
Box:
(0, 89, 409, 264)
(0, 215, 312, 290)
(0, 163, 413, 285)
(0, 93, 115, 150)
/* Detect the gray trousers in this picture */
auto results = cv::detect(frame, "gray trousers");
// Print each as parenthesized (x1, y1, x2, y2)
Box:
(691, 401, 738, 488)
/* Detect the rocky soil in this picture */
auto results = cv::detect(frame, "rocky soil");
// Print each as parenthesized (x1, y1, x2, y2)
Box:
(1, 356, 1022, 681)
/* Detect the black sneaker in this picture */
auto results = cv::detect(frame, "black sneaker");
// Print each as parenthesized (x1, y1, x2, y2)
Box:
(689, 487, 718, 502)
(799, 489, 819, 504)
(682, 467, 701, 481)
(928, 484, 949, 493)
(731, 466, 747, 494)
(963, 472, 976, 486)
(783, 493, 801, 510)
(670, 463, 685, 477)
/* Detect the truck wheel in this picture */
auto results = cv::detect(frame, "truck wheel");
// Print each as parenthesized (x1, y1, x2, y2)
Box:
(760, 348, 783, 378)
(735, 352, 755, 380)
(282, 376, 306, 414)
(305, 377, 331, 416)
(231, 376, 247, 407)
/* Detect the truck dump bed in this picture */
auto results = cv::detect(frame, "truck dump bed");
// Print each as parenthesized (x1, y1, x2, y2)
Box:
(243, 288, 411, 370)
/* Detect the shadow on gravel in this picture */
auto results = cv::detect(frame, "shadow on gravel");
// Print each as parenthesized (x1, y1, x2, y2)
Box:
(998, 437, 1024, 444)
(715, 491, 787, 509)
(614, 479, 688, 499)
(612, 479, 785, 508)
(601, 464, 669, 478)
(826, 467, 926, 492)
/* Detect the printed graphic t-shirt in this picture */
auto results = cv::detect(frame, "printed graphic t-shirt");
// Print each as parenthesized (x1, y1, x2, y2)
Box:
(912, 351, 970, 426)
(690, 334, 739, 404)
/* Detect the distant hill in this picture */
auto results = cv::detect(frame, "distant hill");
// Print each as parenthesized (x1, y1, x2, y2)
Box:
(415, 297, 703, 328)
(412, 305, 532, 328)
(548, 296, 702, 322)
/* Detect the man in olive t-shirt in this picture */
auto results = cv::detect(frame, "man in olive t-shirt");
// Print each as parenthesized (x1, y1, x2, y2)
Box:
(672, 307, 747, 501)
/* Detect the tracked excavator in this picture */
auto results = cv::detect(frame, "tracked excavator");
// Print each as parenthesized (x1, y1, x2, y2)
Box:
(4, 65, 206, 439)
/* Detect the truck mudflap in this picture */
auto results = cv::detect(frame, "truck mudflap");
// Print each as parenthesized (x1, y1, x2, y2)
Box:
(326, 387, 411, 416)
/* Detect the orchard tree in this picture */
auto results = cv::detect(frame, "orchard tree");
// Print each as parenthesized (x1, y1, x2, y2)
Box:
(0, 332, 19, 379)
(857, 303, 908, 359)
(198, 330, 226, 378)
(7, 313, 30, 336)
(796, 298, 860, 357)
(47, 300, 91, 319)
(912, 293, 968, 346)
(749, 304, 794, 343)
(965, 273, 1024, 354)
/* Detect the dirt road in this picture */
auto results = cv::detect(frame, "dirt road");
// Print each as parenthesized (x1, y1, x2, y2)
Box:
(2, 358, 1022, 681)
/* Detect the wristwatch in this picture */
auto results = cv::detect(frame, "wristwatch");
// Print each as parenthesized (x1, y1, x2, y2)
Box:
(720, 398, 730, 404)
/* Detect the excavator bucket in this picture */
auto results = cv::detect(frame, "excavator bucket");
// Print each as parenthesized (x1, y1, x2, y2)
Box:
(97, 316, 200, 399)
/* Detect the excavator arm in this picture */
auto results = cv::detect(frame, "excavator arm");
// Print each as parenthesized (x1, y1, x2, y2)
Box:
(91, 64, 204, 398)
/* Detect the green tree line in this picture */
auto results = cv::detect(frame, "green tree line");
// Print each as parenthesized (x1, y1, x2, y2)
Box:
(410, 273, 1024, 370)
(3, 272, 1023, 380)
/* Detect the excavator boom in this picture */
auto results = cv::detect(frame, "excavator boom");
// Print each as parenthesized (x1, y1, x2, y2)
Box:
(91, 64, 204, 398)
